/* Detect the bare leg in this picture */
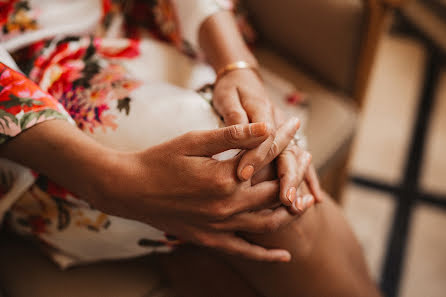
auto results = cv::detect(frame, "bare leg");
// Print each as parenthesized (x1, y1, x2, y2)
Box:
(160, 194, 382, 297)
(225, 195, 382, 297)
(159, 246, 261, 297)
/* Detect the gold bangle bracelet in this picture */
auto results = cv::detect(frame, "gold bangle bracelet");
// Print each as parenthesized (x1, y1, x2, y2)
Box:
(215, 61, 262, 82)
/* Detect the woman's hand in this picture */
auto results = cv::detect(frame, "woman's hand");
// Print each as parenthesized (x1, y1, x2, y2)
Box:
(212, 69, 323, 206)
(3, 119, 306, 261)
(272, 105, 323, 208)
(93, 119, 305, 262)
(213, 68, 274, 126)
(199, 10, 322, 206)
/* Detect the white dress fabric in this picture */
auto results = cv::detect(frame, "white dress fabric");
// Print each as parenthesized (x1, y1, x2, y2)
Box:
(0, 0, 306, 268)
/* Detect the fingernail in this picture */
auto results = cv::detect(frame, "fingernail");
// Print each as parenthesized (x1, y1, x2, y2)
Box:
(303, 152, 312, 164)
(240, 165, 254, 180)
(303, 194, 314, 208)
(280, 251, 291, 262)
(294, 196, 304, 212)
(250, 122, 267, 137)
(273, 250, 291, 262)
(286, 187, 296, 204)
(291, 117, 300, 129)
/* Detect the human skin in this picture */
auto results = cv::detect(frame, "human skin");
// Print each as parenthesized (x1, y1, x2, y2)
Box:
(199, 10, 323, 207)
(0, 118, 314, 261)
(159, 109, 379, 295)
(177, 10, 382, 296)
(160, 195, 382, 297)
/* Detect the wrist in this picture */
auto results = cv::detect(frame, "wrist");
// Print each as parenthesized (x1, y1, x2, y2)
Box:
(92, 149, 157, 218)
(199, 11, 259, 71)
(80, 146, 126, 209)
(210, 53, 259, 74)
(215, 60, 262, 83)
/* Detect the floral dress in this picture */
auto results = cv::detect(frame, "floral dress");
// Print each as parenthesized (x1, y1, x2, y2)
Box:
(0, 0, 306, 268)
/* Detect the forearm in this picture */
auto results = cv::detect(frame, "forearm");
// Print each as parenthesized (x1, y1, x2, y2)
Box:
(199, 10, 258, 71)
(0, 120, 118, 205)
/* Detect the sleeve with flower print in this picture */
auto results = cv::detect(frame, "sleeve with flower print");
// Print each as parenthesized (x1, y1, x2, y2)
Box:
(0, 63, 71, 144)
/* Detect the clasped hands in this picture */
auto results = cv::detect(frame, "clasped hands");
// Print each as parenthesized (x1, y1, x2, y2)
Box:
(95, 69, 322, 263)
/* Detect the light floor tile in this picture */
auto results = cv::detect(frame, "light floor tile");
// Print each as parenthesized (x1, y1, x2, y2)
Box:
(420, 71, 446, 196)
(350, 35, 426, 184)
(400, 204, 446, 297)
(342, 184, 396, 280)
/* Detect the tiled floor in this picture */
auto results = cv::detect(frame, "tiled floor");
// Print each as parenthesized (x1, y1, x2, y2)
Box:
(342, 33, 446, 296)
(400, 205, 446, 297)
(421, 72, 446, 195)
(343, 185, 396, 280)
(349, 35, 426, 184)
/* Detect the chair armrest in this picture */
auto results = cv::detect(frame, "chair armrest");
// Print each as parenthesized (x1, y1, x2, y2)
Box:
(243, 0, 366, 95)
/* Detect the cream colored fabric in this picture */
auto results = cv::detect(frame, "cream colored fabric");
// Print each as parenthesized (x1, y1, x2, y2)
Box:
(243, 0, 365, 95)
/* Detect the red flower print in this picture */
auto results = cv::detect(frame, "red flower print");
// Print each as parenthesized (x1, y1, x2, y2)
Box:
(102, 0, 112, 17)
(30, 216, 48, 234)
(95, 38, 141, 59)
(0, 0, 17, 26)
(28, 37, 141, 133)
(0, 64, 59, 114)
(0, 63, 68, 142)
(46, 180, 70, 199)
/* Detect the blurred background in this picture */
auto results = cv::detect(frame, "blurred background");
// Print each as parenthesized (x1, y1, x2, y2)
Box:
(245, 0, 445, 295)
(342, 1, 446, 297)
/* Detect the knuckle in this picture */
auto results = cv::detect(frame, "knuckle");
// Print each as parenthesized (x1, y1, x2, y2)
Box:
(264, 101, 273, 112)
(250, 93, 269, 105)
(267, 140, 280, 159)
(224, 124, 244, 145)
(285, 173, 298, 183)
(208, 222, 225, 231)
(263, 217, 281, 233)
(183, 131, 201, 146)
(226, 110, 244, 122)
(210, 201, 233, 220)
(299, 151, 312, 165)
(282, 150, 295, 161)
(270, 127, 277, 138)
(197, 234, 215, 247)
(249, 151, 266, 166)
(290, 146, 301, 158)
(214, 176, 237, 195)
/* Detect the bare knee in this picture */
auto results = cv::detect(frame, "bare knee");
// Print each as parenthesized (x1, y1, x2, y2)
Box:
(241, 200, 328, 261)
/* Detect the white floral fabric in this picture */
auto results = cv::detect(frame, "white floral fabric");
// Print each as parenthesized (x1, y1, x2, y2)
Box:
(0, 0, 308, 268)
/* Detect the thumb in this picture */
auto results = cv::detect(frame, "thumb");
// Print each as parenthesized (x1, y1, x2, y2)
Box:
(184, 122, 272, 156)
